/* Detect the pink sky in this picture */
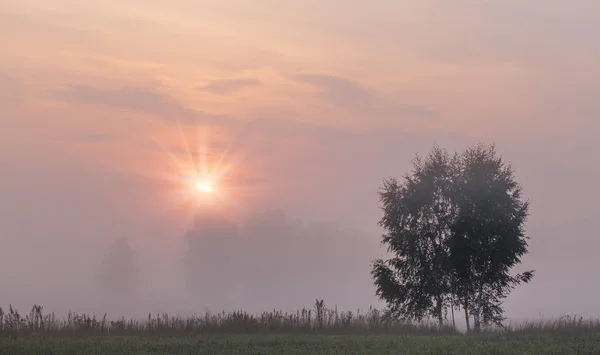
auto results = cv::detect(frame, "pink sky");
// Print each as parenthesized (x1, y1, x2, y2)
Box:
(1, 0, 599, 320)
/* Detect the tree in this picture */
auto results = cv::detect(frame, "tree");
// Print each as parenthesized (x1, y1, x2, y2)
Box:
(96, 237, 138, 300)
(372, 143, 534, 331)
(449, 143, 534, 331)
(372, 146, 458, 328)
(182, 208, 243, 310)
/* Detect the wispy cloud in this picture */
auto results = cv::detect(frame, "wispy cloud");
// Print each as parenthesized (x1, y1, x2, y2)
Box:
(145, 141, 230, 159)
(55, 85, 233, 125)
(49, 133, 114, 143)
(0, 73, 22, 104)
(53, 81, 365, 136)
(290, 73, 436, 121)
(81, 55, 165, 70)
(197, 78, 261, 95)
(292, 73, 377, 111)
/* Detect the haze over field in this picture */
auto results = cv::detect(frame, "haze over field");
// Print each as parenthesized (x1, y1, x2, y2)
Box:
(1, 0, 599, 321)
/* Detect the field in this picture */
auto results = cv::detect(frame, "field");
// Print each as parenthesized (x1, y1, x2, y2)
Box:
(2, 304, 600, 354)
(3, 333, 600, 355)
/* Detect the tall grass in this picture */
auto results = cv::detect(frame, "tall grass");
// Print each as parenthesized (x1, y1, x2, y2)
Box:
(0, 300, 451, 336)
(503, 315, 600, 334)
(1, 301, 598, 337)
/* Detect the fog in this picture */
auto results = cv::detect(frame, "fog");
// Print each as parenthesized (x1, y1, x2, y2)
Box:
(1, 0, 600, 323)
(1, 127, 599, 321)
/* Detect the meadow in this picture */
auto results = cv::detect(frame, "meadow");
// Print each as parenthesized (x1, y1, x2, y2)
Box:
(1, 303, 600, 354)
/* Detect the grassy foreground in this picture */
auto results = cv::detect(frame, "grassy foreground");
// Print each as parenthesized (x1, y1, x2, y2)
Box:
(2, 333, 600, 355)
(2, 304, 600, 354)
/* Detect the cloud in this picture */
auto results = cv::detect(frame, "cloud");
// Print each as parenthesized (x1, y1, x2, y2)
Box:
(81, 55, 165, 70)
(54, 81, 362, 139)
(290, 73, 436, 121)
(0, 73, 22, 104)
(0, 72, 17, 85)
(292, 73, 377, 110)
(145, 141, 230, 159)
(197, 78, 261, 95)
(49, 133, 114, 143)
(55, 85, 233, 125)
(395, 105, 437, 121)
(390, 1, 600, 70)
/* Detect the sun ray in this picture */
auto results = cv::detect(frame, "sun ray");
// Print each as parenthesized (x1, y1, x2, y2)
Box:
(159, 189, 196, 216)
(197, 125, 209, 177)
(212, 151, 249, 182)
(151, 137, 188, 172)
(134, 120, 268, 229)
(177, 120, 197, 173)
(131, 169, 190, 185)
(211, 119, 254, 177)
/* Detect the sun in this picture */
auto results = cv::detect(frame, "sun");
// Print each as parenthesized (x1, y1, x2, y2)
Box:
(195, 181, 213, 193)
(141, 120, 266, 229)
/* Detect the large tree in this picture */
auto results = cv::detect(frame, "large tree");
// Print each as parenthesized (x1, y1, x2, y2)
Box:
(450, 143, 533, 331)
(372, 146, 458, 328)
(372, 143, 533, 331)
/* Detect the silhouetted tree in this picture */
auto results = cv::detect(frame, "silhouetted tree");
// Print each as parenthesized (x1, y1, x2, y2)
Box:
(373, 143, 534, 332)
(182, 207, 243, 310)
(372, 146, 458, 328)
(96, 237, 138, 300)
(450, 143, 534, 331)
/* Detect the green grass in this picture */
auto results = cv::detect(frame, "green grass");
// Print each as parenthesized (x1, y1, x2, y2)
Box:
(1, 333, 600, 355)
(2, 304, 600, 354)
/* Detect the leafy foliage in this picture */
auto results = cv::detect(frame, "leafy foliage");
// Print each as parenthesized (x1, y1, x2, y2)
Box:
(450, 144, 534, 330)
(372, 143, 534, 331)
(372, 147, 458, 325)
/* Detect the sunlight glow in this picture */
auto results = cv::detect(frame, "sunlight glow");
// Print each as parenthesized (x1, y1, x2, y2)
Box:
(195, 181, 213, 192)
(136, 120, 263, 231)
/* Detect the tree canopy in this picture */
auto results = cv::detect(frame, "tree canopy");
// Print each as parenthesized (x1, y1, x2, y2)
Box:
(372, 143, 534, 331)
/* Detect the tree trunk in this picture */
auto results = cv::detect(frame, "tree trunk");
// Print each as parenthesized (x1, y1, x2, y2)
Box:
(450, 294, 456, 332)
(436, 296, 444, 329)
(473, 307, 481, 332)
(473, 280, 484, 333)
(464, 300, 471, 333)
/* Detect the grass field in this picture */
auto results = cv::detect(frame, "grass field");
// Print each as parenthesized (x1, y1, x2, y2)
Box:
(2, 333, 600, 355)
(2, 304, 600, 354)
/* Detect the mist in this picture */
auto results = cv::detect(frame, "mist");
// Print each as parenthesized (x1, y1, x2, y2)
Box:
(1, 125, 599, 322)
(1, 0, 600, 326)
